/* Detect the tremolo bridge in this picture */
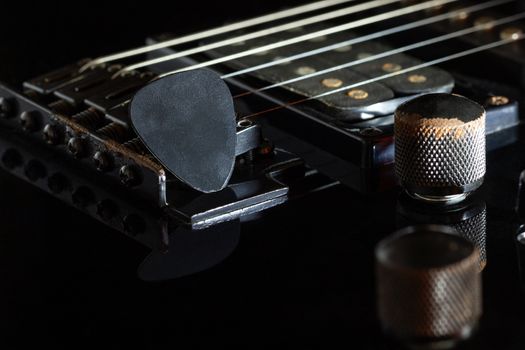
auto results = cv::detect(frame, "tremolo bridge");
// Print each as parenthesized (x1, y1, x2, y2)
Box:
(0, 63, 330, 240)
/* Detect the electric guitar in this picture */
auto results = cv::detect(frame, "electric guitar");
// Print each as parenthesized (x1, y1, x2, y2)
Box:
(1, 0, 525, 348)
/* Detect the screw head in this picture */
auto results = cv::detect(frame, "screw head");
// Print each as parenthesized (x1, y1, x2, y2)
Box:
(93, 151, 113, 172)
(486, 96, 509, 106)
(500, 27, 523, 41)
(119, 165, 143, 187)
(237, 119, 253, 129)
(321, 78, 343, 88)
(408, 74, 427, 84)
(19, 111, 40, 132)
(0, 97, 14, 118)
(295, 66, 316, 76)
(347, 89, 369, 100)
(382, 63, 402, 73)
(449, 8, 469, 22)
(67, 137, 86, 158)
(43, 124, 63, 145)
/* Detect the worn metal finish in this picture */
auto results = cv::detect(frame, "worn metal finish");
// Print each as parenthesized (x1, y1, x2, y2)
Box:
(395, 93, 486, 201)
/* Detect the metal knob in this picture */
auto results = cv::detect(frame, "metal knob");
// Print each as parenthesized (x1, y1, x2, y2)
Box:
(395, 93, 486, 204)
(376, 225, 482, 348)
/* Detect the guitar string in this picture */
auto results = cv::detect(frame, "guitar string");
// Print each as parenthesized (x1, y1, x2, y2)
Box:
(232, 9, 525, 99)
(240, 35, 524, 120)
(121, 0, 458, 77)
(116, 0, 408, 76)
(80, 0, 359, 71)
(107, 0, 511, 109)
(223, 0, 513, 81)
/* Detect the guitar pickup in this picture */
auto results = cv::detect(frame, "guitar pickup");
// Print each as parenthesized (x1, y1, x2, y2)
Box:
(321, 40, 454, 96)
(202, 26, 454, 120)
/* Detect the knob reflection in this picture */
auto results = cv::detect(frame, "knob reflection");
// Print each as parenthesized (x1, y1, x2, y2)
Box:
(397, 194, 487, 271)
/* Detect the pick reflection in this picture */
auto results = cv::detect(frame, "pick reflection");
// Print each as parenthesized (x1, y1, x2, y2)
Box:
(138, 220, 240, 282)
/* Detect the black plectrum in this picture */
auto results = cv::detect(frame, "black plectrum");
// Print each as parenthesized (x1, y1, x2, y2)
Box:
(130, 69, 236, 193)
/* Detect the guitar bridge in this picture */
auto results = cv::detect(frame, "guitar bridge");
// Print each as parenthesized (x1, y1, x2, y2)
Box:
(0, 68, 334, 234)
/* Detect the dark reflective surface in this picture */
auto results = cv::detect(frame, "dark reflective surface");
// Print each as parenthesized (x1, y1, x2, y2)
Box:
(138, 220, 241, 282)
(1, 1, 525, 348)
(1, 138, 525, 348)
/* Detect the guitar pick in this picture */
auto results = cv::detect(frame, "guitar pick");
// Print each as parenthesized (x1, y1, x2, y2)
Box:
(130, 69, 236, 193)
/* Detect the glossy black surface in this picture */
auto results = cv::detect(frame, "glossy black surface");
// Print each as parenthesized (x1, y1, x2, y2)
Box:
(2, 129, 525, 348)
(1, 1, 525, 348)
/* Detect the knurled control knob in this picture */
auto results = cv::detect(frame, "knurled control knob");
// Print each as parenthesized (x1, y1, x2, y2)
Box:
(395, 93, 486, 204)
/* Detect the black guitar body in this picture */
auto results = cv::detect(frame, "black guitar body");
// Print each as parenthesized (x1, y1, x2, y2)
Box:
(1, 1, 525, 349)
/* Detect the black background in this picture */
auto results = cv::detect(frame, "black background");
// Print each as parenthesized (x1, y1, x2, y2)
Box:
(0, 1, 304, 83)
(2, 1, 525, 349)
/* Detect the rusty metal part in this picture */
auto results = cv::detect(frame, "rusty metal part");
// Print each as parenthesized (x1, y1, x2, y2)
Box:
(48, 100, 76, 116)
(395, 93, 486, 204)
(321, 78, 343, 88)
(96, 122, 131, 143)
(71, 108, 105, 129)
(382, 62, 402, 72)
(55, 108, 165, 174)
(407, 74, 428, 83)
(347, 89, 369, 99)
(376, 225, 482, 347)
(486, 95, 509, 106)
